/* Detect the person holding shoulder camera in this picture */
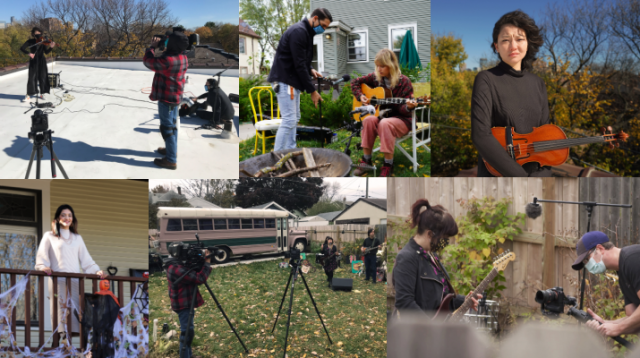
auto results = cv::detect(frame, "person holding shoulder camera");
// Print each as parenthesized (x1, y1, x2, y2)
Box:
(166, 249, 213, 358)
(143, 29, 189, 170)
(571, 231, 640, 337)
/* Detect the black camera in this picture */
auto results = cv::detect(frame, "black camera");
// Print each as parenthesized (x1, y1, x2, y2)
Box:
(30, 109, 48, 134)
(154, 34, 168, 51)
(535, 287, 577, 317)
(284, 248, 301, 266)
(167, 233, 226, 267)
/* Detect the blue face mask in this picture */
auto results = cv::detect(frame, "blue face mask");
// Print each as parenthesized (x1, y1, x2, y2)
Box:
(313, 19, 325, 34)
(164, 39, 169, 49)
(205, 85, 209, 91)
(585, 250, 606, 274)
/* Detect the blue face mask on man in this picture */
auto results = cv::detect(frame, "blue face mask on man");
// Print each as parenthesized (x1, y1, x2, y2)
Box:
(205, 85, 209, 91)
(585, 249, 607, 274)
(313, 18, 325, 34)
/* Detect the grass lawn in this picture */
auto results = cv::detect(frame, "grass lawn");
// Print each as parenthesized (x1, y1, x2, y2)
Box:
(239, 130, 430, 177)
(149, 259, 387, 358)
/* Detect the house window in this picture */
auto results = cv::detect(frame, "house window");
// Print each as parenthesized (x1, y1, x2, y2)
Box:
(388, 23, 417, 57)
(348, 30, 368, 63)
(240, 37, 245, 54)
(240, 67, 249, 75)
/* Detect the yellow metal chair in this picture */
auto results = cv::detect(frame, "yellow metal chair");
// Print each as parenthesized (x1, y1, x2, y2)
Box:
(249, 86, 281, 155)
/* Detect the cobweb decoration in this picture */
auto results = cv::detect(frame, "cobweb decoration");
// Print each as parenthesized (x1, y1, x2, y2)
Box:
(113, 283, 148, 358)
(0, 274, 91, 358)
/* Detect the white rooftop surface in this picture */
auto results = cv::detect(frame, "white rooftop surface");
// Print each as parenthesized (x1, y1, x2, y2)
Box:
(0, 62, 239, 178)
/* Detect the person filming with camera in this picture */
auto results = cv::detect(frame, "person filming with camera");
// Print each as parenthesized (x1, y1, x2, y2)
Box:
(166, 249, 213, 358)
(571, 231, 640, 337)
(143, 28, 189, 170)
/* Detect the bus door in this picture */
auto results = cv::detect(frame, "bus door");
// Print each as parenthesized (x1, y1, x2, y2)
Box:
(277, 217, 288, 252)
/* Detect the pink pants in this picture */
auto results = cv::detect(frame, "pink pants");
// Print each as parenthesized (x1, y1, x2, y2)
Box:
(361, 116, 409, 154)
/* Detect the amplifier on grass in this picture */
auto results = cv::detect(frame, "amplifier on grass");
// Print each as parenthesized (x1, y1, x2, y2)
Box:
(48, 73, 61, 88)
(296, 125, 337, 144)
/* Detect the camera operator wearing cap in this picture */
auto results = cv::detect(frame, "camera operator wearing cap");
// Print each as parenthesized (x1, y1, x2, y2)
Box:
(267, 8, 332, 151)
(143, 29, 189, 170)
(166, 249, 213, 358)
(572, 231, 640, 337)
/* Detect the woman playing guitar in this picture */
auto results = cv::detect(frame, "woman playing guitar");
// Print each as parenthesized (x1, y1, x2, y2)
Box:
(471, 11, 552, 177)
(393, 199, 480, 316)
(321, 236, 338, 287)
(350, 49, 419, 177)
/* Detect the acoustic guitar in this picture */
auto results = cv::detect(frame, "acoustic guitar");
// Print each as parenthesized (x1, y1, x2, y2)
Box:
(351, 84, 430, 121)
(433, 251, 516, 321)
(483, 125, 629, 177)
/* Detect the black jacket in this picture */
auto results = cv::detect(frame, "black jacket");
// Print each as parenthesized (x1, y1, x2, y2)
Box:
(267, 19, 316, 93)
(362, 237, 381, 257)
(196, 86, 235, 120)
(393, 238, 465, 315)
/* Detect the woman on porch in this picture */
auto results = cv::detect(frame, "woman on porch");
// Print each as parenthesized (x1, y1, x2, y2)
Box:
(35, 204, 107, 343)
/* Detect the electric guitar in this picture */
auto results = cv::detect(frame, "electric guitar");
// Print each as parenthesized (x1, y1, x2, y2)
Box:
(318, 251, 339, 266)
(361, 245, 381, 255)
(352, 84, 430, 121)
(433, 251, 516, 321)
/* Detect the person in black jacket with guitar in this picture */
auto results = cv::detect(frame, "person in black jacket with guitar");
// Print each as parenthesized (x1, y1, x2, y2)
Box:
(393, 199, 481, 316)
(362, 228, 381, 284)
(321, 236, 338, 287)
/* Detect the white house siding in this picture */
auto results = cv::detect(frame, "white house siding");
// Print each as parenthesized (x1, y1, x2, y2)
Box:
(333, 200, 386, 225)
(240, 34, 260, 76)
(311, 0, 431, 76)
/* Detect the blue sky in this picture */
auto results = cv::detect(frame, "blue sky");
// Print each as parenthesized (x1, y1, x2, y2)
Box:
(0, 0, 239, 29)
(432, 0, 558, 69)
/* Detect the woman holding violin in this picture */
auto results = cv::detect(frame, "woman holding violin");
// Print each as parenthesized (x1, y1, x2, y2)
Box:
(20, 27, 56, 102)
(471, 11, 552, 177)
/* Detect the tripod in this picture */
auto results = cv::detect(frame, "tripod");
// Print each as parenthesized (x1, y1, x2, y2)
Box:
(531, 198, 632, 310)
(339, 115, 377, 176)
(271, 261, 332, 358)
(176, 266, 248, 358)
(25, 129, 69, 179)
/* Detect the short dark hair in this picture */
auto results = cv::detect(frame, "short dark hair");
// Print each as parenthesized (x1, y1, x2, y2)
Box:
(410, 199, 458, 250)
(491, 10, 543, 71)
(368, 228, 375, 236)
(600, 242, 615, 250)
(31, 27, 43, 36)
(311, 8, 333, 23)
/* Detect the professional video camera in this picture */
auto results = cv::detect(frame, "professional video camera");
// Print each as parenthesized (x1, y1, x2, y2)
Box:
(29, 109, 48, 138)
(167, 233, 226, 268)
(283, 247, 302, 266)
(154, 26, 199, 52)
(535, 287, 577, 317)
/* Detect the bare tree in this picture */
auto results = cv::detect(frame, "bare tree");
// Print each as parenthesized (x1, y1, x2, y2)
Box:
(610, 0, 640, 61)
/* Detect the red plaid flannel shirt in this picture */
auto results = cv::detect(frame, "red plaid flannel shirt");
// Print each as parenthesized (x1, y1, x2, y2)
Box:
(351, 73, 414, 130)
(143, 47, 188, 105)
(166, 263, 212, 312)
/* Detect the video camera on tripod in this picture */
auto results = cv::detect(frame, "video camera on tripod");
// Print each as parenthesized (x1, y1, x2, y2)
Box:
(24, 110, 69, 179)
(167, 233, 226, 268)
(154, 26, 199, 52)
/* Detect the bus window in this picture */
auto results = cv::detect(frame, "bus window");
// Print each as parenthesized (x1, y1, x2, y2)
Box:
(266, 218, 276, 228)
(254, 219, 265, 228)
(242, 219, 253, 229)
(183, 219, 198, 231)
(214, 219, 227, 230)
(167, 219, 182, 231)
(199, 219, 213, 230)
(229, 219, 240, 229)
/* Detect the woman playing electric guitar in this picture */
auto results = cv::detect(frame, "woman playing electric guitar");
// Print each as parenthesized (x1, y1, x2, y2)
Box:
(350, 48, 421, 177)
(321, 236, 338, 287)
(393, 199, 481, 316)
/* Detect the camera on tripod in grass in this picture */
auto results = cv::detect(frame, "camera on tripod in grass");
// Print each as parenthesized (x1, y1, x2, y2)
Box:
(284, 247, 302, 266)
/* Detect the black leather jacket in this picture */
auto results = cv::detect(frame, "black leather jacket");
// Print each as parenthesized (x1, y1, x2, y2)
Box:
(393, 238, 465, 315)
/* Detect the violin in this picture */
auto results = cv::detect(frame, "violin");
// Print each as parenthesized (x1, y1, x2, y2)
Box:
(483, 124, 629, 177)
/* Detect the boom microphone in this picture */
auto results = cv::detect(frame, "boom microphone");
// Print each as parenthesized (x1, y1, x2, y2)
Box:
(525, 198, 542, 219)
(332, 74, 351, 85)
(349, 105, 375, 116)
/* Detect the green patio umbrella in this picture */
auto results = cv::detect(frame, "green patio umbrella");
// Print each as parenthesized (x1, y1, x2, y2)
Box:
(399, 30, 421, 70)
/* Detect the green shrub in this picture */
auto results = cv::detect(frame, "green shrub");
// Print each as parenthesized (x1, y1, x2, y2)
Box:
(299, 84, 354, 128)
(400, 62, 431, 83)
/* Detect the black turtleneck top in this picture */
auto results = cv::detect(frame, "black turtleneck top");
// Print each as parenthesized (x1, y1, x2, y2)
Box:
(471, 61, 552, 177)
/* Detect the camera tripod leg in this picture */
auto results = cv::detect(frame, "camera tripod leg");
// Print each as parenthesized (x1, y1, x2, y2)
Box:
(36, 145, 42, 179)
(271, 268, 294, 333)
(202, 281, 249, 353)
(299, 271, 332, 344)
(281, 268, 299, 358)
(48, 147, 69, 179)
(25, 145, 38, 179)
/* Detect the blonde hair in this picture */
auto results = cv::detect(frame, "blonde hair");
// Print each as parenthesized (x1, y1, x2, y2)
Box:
(374, 48, 401, 88)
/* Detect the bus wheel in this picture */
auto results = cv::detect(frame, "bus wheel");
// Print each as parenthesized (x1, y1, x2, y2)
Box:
(294, 240, 307, 253)
(213, 248, 230, 264)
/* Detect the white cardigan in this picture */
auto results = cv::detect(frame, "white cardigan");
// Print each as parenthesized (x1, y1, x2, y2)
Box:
(35, 230, 100, 274)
